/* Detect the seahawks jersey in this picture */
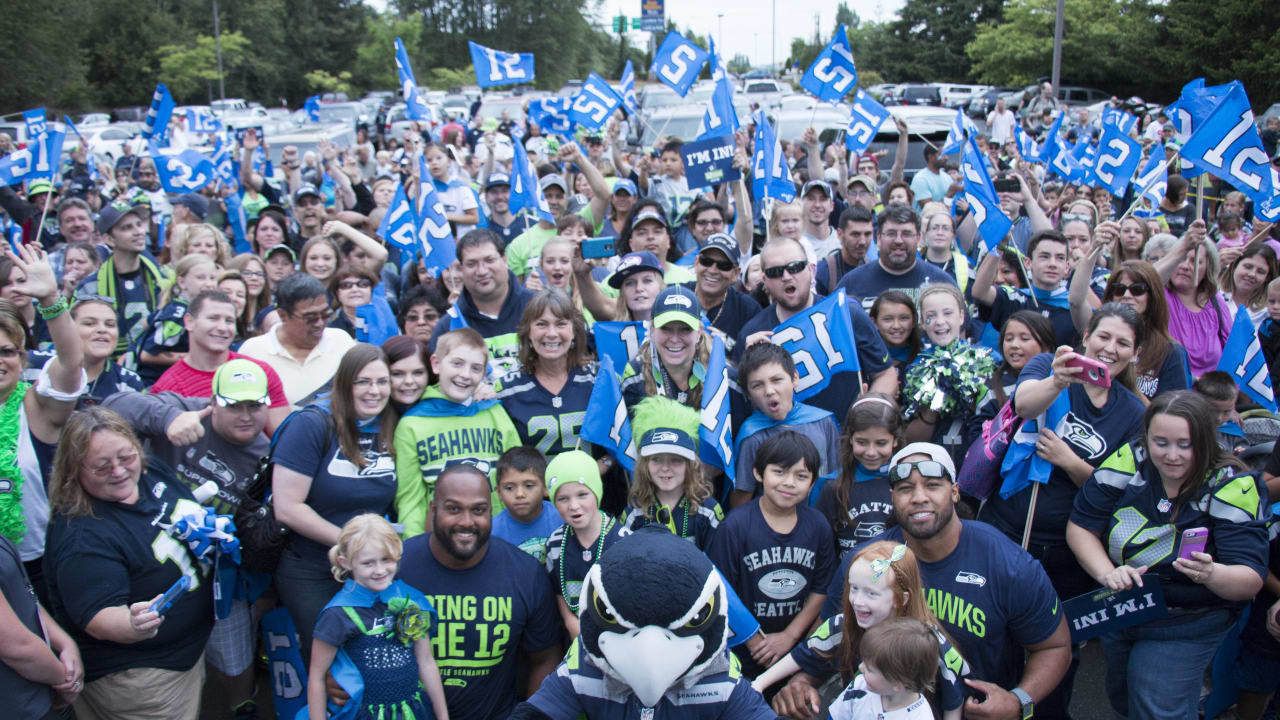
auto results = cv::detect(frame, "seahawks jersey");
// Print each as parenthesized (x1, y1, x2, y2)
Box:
(495, 365, 596, 457)
(789, 614, 969, 714)
(814, 471, 894, 555)
(619, 495, 724, 552)
(137, 299, 189, 385)
(1071, 443, 1270, 610)
(523, 638, 778, 720)
(545, 515, 624, 613)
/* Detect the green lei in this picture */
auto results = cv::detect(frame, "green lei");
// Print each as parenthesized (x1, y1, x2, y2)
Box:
(0, 382, 30, 545)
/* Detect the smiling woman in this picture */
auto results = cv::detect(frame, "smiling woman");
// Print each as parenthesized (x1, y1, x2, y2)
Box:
(270, 344, 400, 662)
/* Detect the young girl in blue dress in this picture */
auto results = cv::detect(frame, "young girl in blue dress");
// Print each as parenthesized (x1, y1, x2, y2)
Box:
(307, 514, 449, 720)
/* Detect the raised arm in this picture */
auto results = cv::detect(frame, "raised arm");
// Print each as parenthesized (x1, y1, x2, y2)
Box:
(608, 119, 634, 179)
(889, 116, 908, 185)
(1154, 221, 1205, 285)
(571, 245, 617, 321)
(323, 220, 387, 276)
(1013, 346, 1081, 419)
(1017, 172, 1052, 233)
(239, 130, 265, 192)
(971, 248, 1000, 308)
(1069, 243, 1104, 333)
(561, 143, 610, 229)
(803, 127, 824, 183)
(732, 148, 754, 258)
(13, 246, 83, 443)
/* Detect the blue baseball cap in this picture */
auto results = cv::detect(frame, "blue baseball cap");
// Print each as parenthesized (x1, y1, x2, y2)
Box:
(612, 178, 638, 196)
(697, 233, 741, 265)
(639, 427, 697, 461)
(607, 250, 663, 289)
(485, 172, 512, 190)
(651, 285, 702, 331)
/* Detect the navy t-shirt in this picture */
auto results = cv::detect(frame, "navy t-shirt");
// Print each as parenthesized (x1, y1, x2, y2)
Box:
(495, 365, 594, 457)
(1134, 343, 1191, 400)
(114, 267, 155, 360)
(987, 286, 1078, 348)
(44, 466, 214, 681)
(397, 536, 560, 720)
(272, 408, 397, 562)
(734, 296, 892, 425)
(707, 499, 835, 636)
(979, 353, 1145, 548)
(814, 472, 894, 555)
(835, 259, 957, 312)
(821, 522, 1063, 692)
(545, 515, 624, 611)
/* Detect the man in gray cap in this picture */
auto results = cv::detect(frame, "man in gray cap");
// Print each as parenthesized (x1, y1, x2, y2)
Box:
(504, 172, 570, 280)
(77, 200, 168, 363)
(481, 172, 537, 247)
(292, 183, 326, 242)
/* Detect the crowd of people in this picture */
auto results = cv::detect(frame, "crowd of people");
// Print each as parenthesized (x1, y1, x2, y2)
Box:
(0, 80, 1278, 720)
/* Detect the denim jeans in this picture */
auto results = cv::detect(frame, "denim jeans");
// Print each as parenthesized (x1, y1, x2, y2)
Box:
(1100, 607, 1235, 719)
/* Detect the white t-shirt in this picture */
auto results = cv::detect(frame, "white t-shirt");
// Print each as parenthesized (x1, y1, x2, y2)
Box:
(828, 675, 935, 720)
(988, 109, 1017, 145)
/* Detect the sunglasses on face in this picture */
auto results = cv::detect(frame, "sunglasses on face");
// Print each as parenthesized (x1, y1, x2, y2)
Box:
(887, 460, 951, 484)
(697, 255, 735, 272)
(762, 260, 807, 279)
(1111, 281, 1148, 298)
(338, 278, 373, 290)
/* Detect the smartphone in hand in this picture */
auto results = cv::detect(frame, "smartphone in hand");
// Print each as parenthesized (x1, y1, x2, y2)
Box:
(1177, 527, 1209, 561)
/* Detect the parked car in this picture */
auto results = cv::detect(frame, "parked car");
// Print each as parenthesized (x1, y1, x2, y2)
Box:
(938, 84, 989, 109)
(967, 87, 1021, 118)
(476, 96, 527, 125)
(839, 106, 955, 181)
(113, 107, 147, 122)
(209, 99, 249, 115)
(77, 113, 112, 126)
(79, 125, 136, 162)
(898, 84, 942, 107)
(865, 84, 901, 103)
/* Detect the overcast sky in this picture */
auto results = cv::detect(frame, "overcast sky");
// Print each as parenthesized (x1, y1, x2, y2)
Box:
(588, 0, 906, 68)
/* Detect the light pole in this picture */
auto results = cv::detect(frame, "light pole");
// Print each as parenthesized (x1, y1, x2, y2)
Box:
(1050, 0, 1065, 96)
(717, 13, 724, 51)
(771, 0, 776, 76)
(212, 0, 225, 101)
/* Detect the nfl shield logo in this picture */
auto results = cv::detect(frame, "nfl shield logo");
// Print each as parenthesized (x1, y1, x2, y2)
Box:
(640, 709, 654, 720)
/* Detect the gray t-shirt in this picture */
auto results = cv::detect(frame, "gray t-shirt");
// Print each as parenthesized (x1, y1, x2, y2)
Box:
(102, 392, 269, 515)
(0, 535, 52, 718)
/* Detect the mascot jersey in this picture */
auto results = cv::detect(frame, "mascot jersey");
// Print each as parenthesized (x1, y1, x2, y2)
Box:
(523, 638, 779, 719)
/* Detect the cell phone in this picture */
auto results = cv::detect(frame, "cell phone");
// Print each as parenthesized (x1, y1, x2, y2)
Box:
(1178, 527, 1209, 561)
(581, 237, 615, 259)
(149, 576, 191, 615)
(993, 178, 1021, 193)
(1065, 354, 1111, 388)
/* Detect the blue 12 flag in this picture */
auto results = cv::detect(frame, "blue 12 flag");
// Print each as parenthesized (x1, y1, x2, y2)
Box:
(526, 97, 574, 135)
(699, 335, 734, 475)
(151, 143, 216, 193)
(303, 96, 321, 123)
(999, 389, 1069, 499)
(376, 183, 418, 255)
(651, 30, 709, 98)
(592, 322, 647, 377)
(1217, 306, 1276, 412)
(23, 109, 47, 139)
(0, 126, 64, 184)
(619, 60, 639, 116)
(941, 109, 978, 156)
(581, 368, 637, 472)
(395, 38, 435, 122)
(1180, 81, 1274, 208)
(1092, 124, 1142, 198)
(142, 83, 176, 143)
(769, 289, 862, 401)
(509, 133, 554, 223)
(751, 111, 795, 204)
(187, 108, 222, 133)
(570, 72, 623, 131)
(846, 90, 891, 155)
(799, 24, 858, 104)
(415, 155, 457, 276)
(1132, 144, 1168, 218)
(468, 41, 535, 88)
(697, 39, 739, 141)
(961, 137, 1013, 250)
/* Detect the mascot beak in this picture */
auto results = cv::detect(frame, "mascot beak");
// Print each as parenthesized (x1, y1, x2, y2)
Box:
(597, 626, 705, 708)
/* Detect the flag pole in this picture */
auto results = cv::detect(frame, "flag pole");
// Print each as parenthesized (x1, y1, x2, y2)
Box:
(1021, 483, 1039, 550)
(31, 188, 53, 248)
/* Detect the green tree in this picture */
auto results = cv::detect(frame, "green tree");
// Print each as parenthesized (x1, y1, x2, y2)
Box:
(861, 0, 1004, 81)
(1156, 0, 1280, 103)
(835, 2, 858, 29)
(727, 53, 752, 75)
(0, 0, 89, 110)
(158, 32, 250, 102)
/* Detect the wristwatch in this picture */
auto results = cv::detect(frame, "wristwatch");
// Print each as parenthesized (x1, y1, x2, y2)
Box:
(1011, 687, 1034, 720)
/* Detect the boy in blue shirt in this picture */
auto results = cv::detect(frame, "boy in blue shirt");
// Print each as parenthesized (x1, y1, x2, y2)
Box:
(730, 342, 841, 509)
(491, 446, 561, 562)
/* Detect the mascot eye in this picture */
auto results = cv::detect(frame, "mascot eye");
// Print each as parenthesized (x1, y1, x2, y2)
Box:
(592, 592, 618, 624)
(684, 596, 716, 629)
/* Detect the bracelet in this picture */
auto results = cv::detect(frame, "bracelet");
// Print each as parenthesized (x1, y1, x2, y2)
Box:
(36, 296, 68, 320)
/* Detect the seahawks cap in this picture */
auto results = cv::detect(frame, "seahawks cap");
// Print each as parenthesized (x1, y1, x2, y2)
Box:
(639, 427, 697, 462)
(211, 359, 270, 406)
(607, 250, 663, 289)
(651, 285, 702, 331)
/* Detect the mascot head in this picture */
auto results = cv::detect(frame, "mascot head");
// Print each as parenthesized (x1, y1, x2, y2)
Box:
(578, 526, 728, 707)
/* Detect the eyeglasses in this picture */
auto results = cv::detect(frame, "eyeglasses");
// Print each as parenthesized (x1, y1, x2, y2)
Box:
(694, 217, 725, 229)
(87, 450, 139, 479)
(338, 279, 373, 290)
(290, 308, 333, 324)
(239, 269, 266, 280)
(880, 231, 919, 241)
(1111, 281, 1149, 297)
(1061, 213, 1093, 225)
(887, 460, 951, 483)
(848, 189, 875, 198)
(0, 347, 20, 360)
(353, 378, 391, 389)
(762, 260, 808, 279)
(697, 255, 735, 272)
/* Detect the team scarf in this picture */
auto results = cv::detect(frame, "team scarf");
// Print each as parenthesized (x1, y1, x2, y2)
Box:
(735, 402, 833, 449)
(853, 463, 887, 483)
(1017, 284, 1071, 310)
(402, 385, 501, 418)
(0, 382, 30, 545)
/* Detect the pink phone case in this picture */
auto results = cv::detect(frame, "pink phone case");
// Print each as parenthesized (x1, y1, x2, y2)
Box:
(1178, 527, 1208, 560)
(1065, 354, 1111, 388)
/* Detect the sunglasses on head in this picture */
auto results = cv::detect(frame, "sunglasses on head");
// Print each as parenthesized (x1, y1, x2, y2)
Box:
(887, 460, 951, 484)
(1110, 281, 1148, 298)
(697, 255, 735, 272)
(762, 260, 807, 279)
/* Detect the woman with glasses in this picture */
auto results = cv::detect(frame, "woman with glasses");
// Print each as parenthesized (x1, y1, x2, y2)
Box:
(1071, 249, 1190, 401)
(44, 407, 210, 719)
(919, 210, 972, 294)
(271, 344, 399, 660)
(1067, 391, 1268, 720)
(228, 253, 275, 336)
(979, 304, 1148, 604)
(327, 266, 379, 339)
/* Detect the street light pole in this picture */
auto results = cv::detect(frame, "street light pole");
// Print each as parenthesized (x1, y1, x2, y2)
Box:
(771, 0, 776, 76)
(717, 13, 724, 52)
(1050, 0, 1065, 95)
(212, 0, 225, 101)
